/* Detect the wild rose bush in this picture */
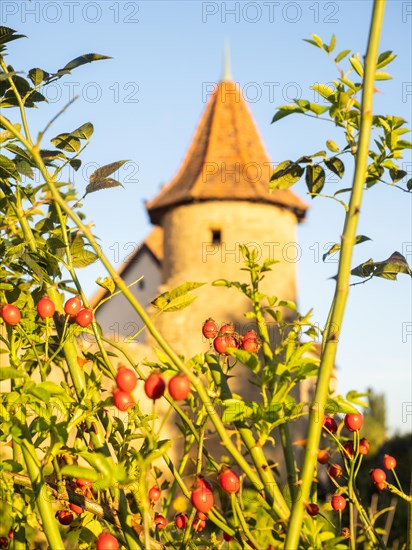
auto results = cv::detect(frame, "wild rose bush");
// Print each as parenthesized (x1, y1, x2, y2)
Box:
(0, 10, 411, 550)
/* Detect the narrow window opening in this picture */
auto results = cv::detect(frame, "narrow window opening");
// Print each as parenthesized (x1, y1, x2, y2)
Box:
(211, 229, 221, 245)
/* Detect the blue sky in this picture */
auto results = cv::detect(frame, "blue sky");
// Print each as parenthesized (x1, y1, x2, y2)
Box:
(3, 0, 411, 434)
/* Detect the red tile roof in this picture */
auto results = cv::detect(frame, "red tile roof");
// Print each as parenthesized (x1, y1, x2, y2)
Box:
(146, 80, 308, 224)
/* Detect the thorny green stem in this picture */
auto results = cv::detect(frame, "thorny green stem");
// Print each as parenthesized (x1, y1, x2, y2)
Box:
(233, 495, 261, 550)
(17, 417, 65, 550)
(250, 265, 298, 505)
(285, 1, 387, 547)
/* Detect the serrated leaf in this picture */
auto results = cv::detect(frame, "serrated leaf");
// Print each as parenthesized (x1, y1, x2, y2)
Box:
(0, 27, 26, 47)
(151, 282, 205, 312)
(70, 236, 98, 268)
(58, 53, 112, 74)
(270, 161, 304, 190)
(36, 381, 65, 395)
(373, 251, 412, 280)
(89, 160, 128, 183)
(85, 177, 123, 195)
(326, 139, 340, 153)
(15, 160, 34, 179)
(96, 277, 115, 294)
(5, 143, 34, 165)
(222, 399, 252, 423)
(335, 49, 351, 63)
(407, 178, 412, 191)
(349, 56, 364, 77)
(303, 39, 318, 48)
(311, 83, 335, 101)
(69, 158, 81, 171)
(351, 258, 375, 278)
(27, 385, 50, 403)
(28, 68, 47, 86)
(271, 105, 303, 123)
(60, 465, 101, 481)
(325, 396, 358, 415)
(389, 168, 407, 182)
(309, 34, 323, 48)
(397, 140, 412, 149)
(329, 34, 336, 52)
(71, 122, 94, 140)
(0, 367, 26, 381)
(376, 50, 396, 69)
(325, 156, 345, 178)
(346, 390, 369, 408)
(227, 348, 261, 373)
(212, 279, 231, 287)
(375, 71, 392, 81)
(51, 133, 81, 153)
(0, 154, 20, 180)
(278, 299, 297, 311)
(305, 164, 325, 196)
(39, 149, 67, 164)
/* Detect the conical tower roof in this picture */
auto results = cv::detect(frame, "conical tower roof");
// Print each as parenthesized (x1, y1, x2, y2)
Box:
(146, 79, 307, 225)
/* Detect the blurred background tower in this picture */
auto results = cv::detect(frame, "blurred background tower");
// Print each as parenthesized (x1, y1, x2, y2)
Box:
(95, 64, 308, 360)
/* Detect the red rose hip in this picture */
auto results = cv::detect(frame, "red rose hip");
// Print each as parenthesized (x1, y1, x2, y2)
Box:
(113, 390, 134, 411)
(370, 468, 386, 484)
(323, 416, 337, 434)
(76, 308, 93, 328)
(328, 464, 343, 479)
(149, 486, 161, 502)
(37, 296, 55, 319)
(219, 469, 240, 494)
(175, 513, 188, 529)
(115, 367, 137, 392)
(344, 413, 363, 432)
(331, 495, 346, 511)
(1, 304, 21, 326)
(191, 486, 214, 513)
(64, 296, 82, 316)
(202, 318, 218, 339)
(96, 532, 119, 550)
(144, 373, 166, 400)
(317, 449, 331, 464)
(306, 503, 319, 516)
(168, 374, 191, 401)
(56, 510, 73, 525)
(213, 334, 238, 355)
(154, 514, 167, 530)
(383, 454, 396, 470)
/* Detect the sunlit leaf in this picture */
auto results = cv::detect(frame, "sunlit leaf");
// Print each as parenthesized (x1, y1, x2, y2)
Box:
(325, 157, 345, 178)
(270, 161, 304, 190)
(305, 164, 325, 196)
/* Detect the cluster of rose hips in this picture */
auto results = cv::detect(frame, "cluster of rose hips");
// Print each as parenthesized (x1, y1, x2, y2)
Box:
(63, 295, 94, 327)
(112, 367, 191, 412)
(0, 295, 94, 328)
(55, 478, 96, 527)
(202, 318, 262, 355)
(305, 412, 370, 521)
(112, 366, 138, 411)
(370, 454, 397, 491)
(185, 469, 240, 536)
(146, 470, 239, 537)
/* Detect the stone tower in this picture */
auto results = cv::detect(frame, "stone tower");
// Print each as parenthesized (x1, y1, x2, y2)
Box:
(145, 76, 307, 358)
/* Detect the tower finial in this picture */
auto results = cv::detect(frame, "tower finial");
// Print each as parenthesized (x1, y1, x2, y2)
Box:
(222, 40, 232, 81)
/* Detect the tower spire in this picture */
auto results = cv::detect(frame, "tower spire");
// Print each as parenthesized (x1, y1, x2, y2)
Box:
(222, 40, 232, 81)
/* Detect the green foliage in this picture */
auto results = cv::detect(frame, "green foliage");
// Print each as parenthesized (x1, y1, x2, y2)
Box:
(0, 24, 410, 550)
